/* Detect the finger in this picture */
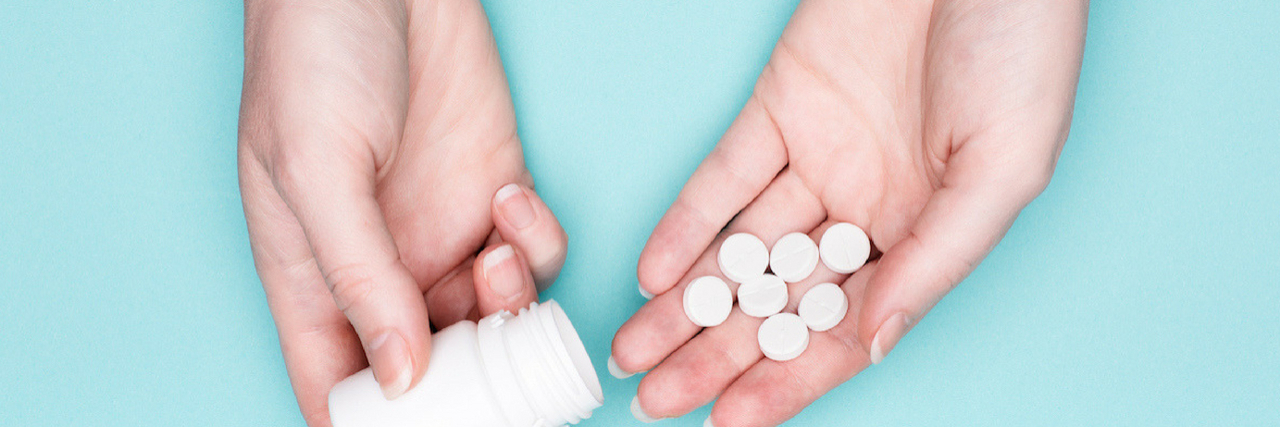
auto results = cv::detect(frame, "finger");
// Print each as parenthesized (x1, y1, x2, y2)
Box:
(491, 183, 568, 291)
(241, 159, 365, 426)
(636, 221, 849, 420)
(707, 262, 878, 427)
(484, 228, 503, 247)
(638, 96, 788, 297)
(425, 182, 564, 327)
(420, 228, 506, 326)
(613, 170, 823, 378)
(472, 243, 539, 316)
(271, 151, 430, 401)
(858, 150, 1049, 364)
(424, 257, 479, 328)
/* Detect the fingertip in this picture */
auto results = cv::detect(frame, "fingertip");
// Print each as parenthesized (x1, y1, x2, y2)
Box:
(631, 396, 664, 423)
(868, 312, 911, 365)
(367, 331, 414, 400)
(609, 331, 651, 379)
(412, 330, 432, 394)
(494, 183, 536, 229)
(607, 356, 635, 379)
(855, 236, 922, 351)
(472, 243, 537, 316)
(638, 285, 655, 300)
(324, 267, 433, 403)
(491, 183, 567, 290)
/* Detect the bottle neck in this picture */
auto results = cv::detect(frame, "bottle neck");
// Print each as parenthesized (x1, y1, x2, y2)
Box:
(476, 300, 603, 427)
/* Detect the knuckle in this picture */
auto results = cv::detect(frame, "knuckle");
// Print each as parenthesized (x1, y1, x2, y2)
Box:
(1008, 157, 1057, 202)
(268, 148, 312, 196)
(324, 263, 381, 315)
(984, 150, 1057, 206)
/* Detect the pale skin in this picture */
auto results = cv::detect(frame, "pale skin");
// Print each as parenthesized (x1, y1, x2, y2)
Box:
(613, 0, 1087, 426)
(239, 0, 568, 425)
(240, 0, 1087, 426)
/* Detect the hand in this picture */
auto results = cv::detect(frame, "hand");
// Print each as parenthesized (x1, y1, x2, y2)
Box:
(612, 1, 1087, 425)
(238, 1, 567, 425)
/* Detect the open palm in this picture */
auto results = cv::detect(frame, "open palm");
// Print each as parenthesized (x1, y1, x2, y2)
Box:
(613, 1, 1087, 425)
(239, 0, 566, 425)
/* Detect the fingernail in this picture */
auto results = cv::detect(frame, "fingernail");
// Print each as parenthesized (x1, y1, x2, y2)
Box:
(639, 285, 655, 300)
(704, 417, 717, 427)
(368, 331, 413, 400)
(495, 183, 536, 230)
(483, 245, 525, 302)
(607, 356, 634, 379)
(869, 312, 911, 365)
(631, 396, 663, 423)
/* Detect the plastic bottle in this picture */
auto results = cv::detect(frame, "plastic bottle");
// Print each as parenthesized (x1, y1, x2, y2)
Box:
(328, 300, 604, 427)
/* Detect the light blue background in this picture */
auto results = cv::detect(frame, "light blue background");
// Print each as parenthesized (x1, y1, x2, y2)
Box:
(2, 1, 1277, 425)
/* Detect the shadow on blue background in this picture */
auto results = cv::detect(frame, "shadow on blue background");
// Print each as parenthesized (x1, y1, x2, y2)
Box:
(1, 1, 1277, 425)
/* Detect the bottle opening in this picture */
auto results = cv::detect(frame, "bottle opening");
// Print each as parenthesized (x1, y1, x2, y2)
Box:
(545, 302, 604, 405)
(487, 300, 605, 426)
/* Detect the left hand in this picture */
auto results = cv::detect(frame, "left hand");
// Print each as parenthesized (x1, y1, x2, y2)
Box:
(611, 1, 1088, 425)
(238, 1, 567, 424)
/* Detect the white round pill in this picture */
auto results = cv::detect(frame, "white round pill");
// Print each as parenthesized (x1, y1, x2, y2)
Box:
(798, 282, 848, 332)
(757, 313, 809, 361)
(736, 274, 788, 318)
(683, 276, 733, 327)
(718, 233, 769, 283)
(769, 232, 819, 283)
(819, 222, 870, 274)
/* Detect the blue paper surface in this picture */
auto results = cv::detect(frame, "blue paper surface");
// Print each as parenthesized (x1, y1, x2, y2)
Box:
(1, 1, 1277, 425)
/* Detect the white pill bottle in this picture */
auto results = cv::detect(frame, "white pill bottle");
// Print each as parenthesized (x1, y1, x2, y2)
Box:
(328, 300, 604, 427)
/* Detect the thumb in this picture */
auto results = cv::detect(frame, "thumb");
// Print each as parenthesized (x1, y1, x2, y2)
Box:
(272, 157, 431, 401)
(858, 162, 1051, 364)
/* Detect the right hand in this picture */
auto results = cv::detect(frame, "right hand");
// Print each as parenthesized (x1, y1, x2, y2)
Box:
(613, 1, 1085, 425)
(238, 1, 568, 425)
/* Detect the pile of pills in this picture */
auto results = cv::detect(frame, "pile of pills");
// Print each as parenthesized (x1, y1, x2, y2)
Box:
(683, 223, 871, 361)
